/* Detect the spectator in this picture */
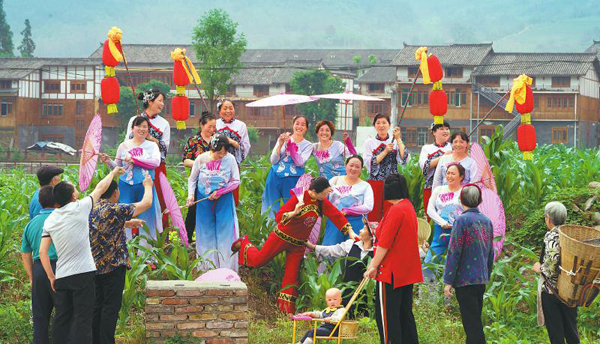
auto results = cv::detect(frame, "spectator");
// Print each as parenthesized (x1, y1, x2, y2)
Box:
(30, 165, 63, 219)
(39, 167, 124, 344)
(20, 185, 57, 344)
(89, 175, 153, 344)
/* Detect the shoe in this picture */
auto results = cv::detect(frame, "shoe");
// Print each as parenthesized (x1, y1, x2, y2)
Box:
(231, 235, 247, 253)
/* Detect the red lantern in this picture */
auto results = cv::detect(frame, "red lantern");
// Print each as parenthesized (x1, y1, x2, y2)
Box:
(102, 39, 120, 68)
(172, 95, 189, 130)
(173, 61, 189, 87)
(101, 77, 120, 114)
(427, 55, 444, 83)
(516, 85, 534, 114)
(517, 124, 536, 160)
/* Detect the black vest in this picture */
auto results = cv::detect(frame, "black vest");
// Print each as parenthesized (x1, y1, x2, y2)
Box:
(343, 244, 374, 283)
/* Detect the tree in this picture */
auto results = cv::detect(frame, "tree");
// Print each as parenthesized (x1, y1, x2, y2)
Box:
(0, 0, 13, 57)
(192, 9, 247, 112)
(18, 19, 34, 57)
(290, 70, 345, 139)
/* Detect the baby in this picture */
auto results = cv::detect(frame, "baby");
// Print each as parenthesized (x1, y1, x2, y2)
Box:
(295, 288, 346, 344)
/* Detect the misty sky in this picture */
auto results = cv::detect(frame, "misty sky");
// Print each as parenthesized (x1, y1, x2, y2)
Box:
(6, 0, 600, 57)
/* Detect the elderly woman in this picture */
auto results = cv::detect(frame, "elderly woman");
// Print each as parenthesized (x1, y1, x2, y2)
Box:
(532, 202, 579, 344)
(443, 184, 494, 344)
(365, 174, 422, 344)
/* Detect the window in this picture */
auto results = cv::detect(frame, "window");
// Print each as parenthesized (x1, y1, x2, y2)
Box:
(252, 107, 269, 116)
(446, 67, 463, 78)
(226, 85, 236, 96)
(547, 97, 552, 107)
(551, 77, 571, 88)
(568, 97, 574, 108)
(403, 127, 417, 147)
(43, 102, 63, 116)
(0, 101, 12, 116)
(40, 134, 64, 143)
(479, 126, 495, 140)
(417, 127, 429, 146)
(253, 85, 269, 97)
(552, 98, 558, 108)
(368, 102, 383, 115)
(285, 105, 301, 117)
(44, 81, 60, 93)
(0, 80, 11, 89)
(368, 83, 385, 93)
(552, 127, 568, 144)
(401, 88, 413, 106)
(408, 67, 419, 78)
(478, 76, 500, 87)
(76, 101, 85, 115)
(190, 101, 196, 117)
(70, 81, 86, 93)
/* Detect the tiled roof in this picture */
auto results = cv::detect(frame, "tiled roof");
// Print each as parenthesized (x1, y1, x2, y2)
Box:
(0, 58, 98, 79)
(357, 66, 396, 83)
(472, 53, 598, 76)
(585, 40, 600, 56)
(391, 43, 493, 66)
(89, 44, 400, 67)
(231, 61, 324, 85)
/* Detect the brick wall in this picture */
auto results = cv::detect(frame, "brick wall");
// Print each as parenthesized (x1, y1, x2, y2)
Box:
(145, 280, 248, 344)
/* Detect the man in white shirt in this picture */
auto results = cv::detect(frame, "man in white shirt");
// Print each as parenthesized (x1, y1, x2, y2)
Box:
(39, 167, 124, 344)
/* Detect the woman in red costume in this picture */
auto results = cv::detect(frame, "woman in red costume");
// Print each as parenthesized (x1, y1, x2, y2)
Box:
(232, 177, 357, 313)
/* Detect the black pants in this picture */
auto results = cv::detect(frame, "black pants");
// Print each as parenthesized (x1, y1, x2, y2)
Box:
(53, 271, 96, 344)
(300, 324, 337, 343)
(455, 284, 487, 344)
(375, 282, 419, 344)
(185, 204, 196, 243)
(32, 259, 57, 344)
(93, 266, 126, 344)
(541, 291, 579, 344)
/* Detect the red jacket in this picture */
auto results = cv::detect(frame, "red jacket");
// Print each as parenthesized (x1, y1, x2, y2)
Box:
(375, 199, 423, 288)
(275, 190, 351, 245)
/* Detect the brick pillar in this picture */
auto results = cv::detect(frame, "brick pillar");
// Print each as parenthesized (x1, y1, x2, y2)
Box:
(145, 280, 248, 344)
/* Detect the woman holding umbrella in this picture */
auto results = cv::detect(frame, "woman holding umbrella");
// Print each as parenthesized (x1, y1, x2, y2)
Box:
(181, 111, 217, 244)
(100, 116, 162, 242)
(362, 113, 409, 221)
(312, 120, 356, 180)
(261, 115, 313, 218)
(187, 134, 240, 271)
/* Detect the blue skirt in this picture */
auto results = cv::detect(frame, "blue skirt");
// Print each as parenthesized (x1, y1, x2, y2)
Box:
(322, 215, 363, 246)
(260, 167, 300, 219)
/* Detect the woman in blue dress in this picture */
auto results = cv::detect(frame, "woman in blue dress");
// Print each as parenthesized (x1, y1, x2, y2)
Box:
(312, 120, 357, 180)
(187, 134, 240, 271)
(100, 116, 162, 243)
(322, 155, 374, 245)
(261, 115, 313, 218)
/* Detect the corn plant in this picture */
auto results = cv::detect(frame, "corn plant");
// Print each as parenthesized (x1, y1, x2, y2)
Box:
(118, 236, 150, 333)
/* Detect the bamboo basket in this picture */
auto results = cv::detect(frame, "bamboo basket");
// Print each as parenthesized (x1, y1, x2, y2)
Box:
(556, 225, 600, 307)
(316, 320, 359, 340)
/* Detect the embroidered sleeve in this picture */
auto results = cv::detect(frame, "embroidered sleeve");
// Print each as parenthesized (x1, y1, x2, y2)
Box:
(131, 143, 161, 169)
(431, 156, 447, 189)
(344, 136, 357, 155)
(187, 158, 201, 199)
(398, 147, 409, 165)
(215, 155, 241, 197)
(240, 123, 251, 162)
(276, 193, 299, 223)
(270, 144, 281, 164)
(426, 187, 448, 227)
(343, 184, 374, 216)
(363, 140, 373, 174)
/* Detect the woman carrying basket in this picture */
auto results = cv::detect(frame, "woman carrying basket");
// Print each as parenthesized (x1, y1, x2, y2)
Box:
(532, 202, 580, 344)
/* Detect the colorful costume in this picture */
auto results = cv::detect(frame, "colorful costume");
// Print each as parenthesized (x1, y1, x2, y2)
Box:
(322, 176, 373, 245)
(126, 113, 170, 227)
(188, 152, 240, 271)
(312, 138, 356, 180)
(424, 185, 463, 282)
(432, 154, 478, 189)
(362, 135, 409, 221)
(108, 140, 162, 241)
(181, 133, 211, 243)
(261, 138, 313, 218)
(216, 118, 251, 164)
(418, 142, 452, 218)
(240, 190, 352, 313)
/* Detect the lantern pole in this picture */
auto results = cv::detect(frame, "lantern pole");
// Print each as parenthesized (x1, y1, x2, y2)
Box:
(468, 89, 510, 138)
(391, 68, 421, 144)
(181, 52, 209, 110)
